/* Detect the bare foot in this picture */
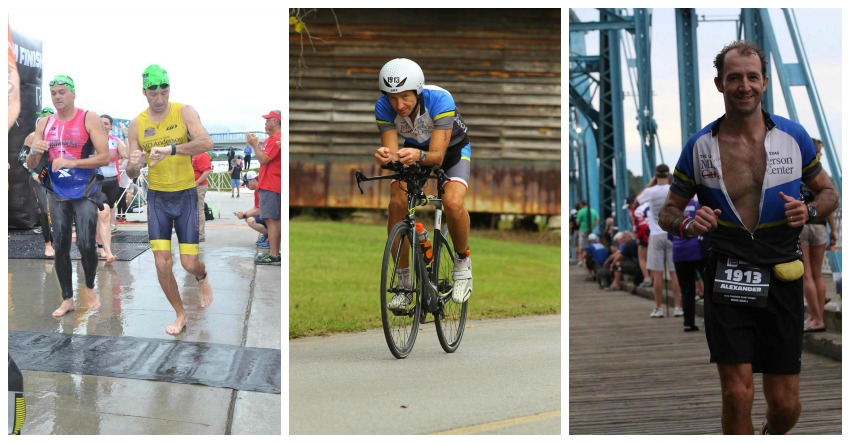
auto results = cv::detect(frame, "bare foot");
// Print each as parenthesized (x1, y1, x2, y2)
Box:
(198, 273, 214, 308)
(84, 287, 100, 311)
(44, 243, 55, 258)
(166, 316, 187, 335)
(105, 254, 116, 264)
(52, 299, 76, 317)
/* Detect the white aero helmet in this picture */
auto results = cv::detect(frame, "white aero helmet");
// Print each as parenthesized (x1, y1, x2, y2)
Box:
(378, 58, 424, 95)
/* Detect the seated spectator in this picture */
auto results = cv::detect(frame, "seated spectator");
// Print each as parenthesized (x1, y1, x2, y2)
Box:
(234, 171, 268, 247)
(603, 231, 640, 291)
(584, 233, 609, 282)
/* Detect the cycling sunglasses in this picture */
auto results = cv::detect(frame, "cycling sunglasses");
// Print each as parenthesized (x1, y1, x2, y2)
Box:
(146, 83, 170, 91)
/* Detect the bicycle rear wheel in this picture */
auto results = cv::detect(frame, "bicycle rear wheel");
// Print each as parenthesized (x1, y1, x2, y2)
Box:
(433, 234, 467, 353)
(380, 222, 421, 359)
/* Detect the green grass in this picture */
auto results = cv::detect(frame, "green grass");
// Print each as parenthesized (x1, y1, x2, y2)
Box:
(289, 219, 560, 338)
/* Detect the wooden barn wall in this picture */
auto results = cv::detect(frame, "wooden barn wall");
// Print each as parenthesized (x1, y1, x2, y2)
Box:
(289, 8, 561, 215)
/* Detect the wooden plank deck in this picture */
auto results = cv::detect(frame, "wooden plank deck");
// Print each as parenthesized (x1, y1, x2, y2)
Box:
(568, 264, 842, 435)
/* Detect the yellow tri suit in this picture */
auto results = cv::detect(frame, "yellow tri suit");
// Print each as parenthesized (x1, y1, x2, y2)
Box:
(136, 102, 199, 255)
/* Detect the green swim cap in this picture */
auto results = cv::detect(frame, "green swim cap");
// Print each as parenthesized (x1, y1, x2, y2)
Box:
(37, 107, 55, 117)
(142, 64, 170, 89)
(49, 74, 75, 93)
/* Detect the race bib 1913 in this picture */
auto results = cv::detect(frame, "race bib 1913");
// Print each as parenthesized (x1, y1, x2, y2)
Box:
(712, 257, 770, 308)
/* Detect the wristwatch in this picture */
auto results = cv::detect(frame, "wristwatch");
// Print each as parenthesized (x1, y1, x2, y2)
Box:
(418, 149, 426, 164)
(806, 203, 818, 221)
(170, 143, 177, 155)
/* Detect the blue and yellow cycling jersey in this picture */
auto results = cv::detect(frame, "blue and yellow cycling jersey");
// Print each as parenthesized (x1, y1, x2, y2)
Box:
(375, 85, 470, 153)
(670, 111, 821, 265)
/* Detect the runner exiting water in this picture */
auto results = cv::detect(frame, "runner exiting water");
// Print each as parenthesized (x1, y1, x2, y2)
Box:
(125, 64, 215, 335)
(26, 74, 110, 317)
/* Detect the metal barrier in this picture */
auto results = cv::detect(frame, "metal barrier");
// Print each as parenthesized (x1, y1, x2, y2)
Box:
(117, 169, 148, 217)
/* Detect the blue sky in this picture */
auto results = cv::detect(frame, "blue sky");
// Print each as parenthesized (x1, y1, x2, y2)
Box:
(570, 8, 842, 178)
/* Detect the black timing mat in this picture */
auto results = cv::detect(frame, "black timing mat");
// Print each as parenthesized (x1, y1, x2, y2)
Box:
(8, 230, 150, 260)
(9, 330, 281, 394)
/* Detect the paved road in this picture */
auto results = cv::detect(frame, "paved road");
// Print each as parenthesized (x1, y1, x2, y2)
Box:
(289, 315, 561, 434)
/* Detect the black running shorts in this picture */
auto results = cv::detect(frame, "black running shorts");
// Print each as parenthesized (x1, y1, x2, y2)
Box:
(703, 254, 804, 374)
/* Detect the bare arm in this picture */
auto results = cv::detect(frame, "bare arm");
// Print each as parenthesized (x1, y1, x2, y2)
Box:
(84, 111, 110, 167)
(660, 189, 722, 238)
(27, 118, 49, 170)
(176, 104, 213, 155)
(803, 170, 839, 223)
(125, 118, 144, 179)
(8, 60, 20, 130)
(196, 169, 212, 185)
(658, 192, 692, 236)
(422, 128, 451, 166)
(116, 137, 129, 160)
(395, 128, 452, 167)
(253, 136, 279, 166)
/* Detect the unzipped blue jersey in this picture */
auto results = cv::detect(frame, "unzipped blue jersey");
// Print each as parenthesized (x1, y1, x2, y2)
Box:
(670, 111, 821, 265)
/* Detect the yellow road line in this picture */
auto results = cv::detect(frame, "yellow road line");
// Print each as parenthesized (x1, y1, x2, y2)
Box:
(430, 410, 561, 435)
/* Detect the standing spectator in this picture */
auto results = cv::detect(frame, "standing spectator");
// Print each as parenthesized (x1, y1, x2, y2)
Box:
(800, 138, 837, 333)
(228, 154, 243, 197)
(116, 157, 131, 221)
(227, 146, 235, 169)
(569, 206, 579, 261)
(583, 233, 608, 282)
(633, 201, 652, 287)
(192, 151, 213, 242)
(575, 200, 598, 267)
(632, 164, 682, 318)
(246, 110, 281, 265)
(243, 144, 253, 170)
(95, 114, 128, 262)
(671, 198, 707, 332)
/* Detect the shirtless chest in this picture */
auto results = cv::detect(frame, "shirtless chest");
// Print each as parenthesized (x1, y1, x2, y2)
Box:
(719, 138, 765, 228)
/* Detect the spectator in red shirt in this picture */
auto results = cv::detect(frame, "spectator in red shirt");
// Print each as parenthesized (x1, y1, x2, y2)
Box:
(246, 110, 281, 265)
(192, 151, 213, 242)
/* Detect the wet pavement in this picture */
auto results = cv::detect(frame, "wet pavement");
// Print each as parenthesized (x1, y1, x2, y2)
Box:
(8, 190, 281, 435)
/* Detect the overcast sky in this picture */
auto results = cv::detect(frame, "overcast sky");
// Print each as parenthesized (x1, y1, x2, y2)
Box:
(9, 5, 283, 135)
(571, 8, 842, 178)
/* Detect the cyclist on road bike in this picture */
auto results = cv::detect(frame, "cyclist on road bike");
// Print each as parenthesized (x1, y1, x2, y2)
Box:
(373, 58, 473, 309)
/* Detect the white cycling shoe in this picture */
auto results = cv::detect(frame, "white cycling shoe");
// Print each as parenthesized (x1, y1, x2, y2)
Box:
(387, 290, 412, 310)
(452, 257, 473, 303)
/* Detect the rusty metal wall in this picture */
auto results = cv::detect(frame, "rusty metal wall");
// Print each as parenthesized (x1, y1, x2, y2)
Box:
(289, 8, 561, 215)
(290, 156, 560, 214)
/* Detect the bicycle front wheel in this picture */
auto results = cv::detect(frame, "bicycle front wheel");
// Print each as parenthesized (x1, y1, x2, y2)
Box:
(433, 234, 467, 353)
(380, 222, 421, 359)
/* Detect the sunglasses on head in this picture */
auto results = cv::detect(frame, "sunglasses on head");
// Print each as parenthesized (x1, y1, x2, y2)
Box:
(146, 83, 169, 91)
(49, 80, 72, 87)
